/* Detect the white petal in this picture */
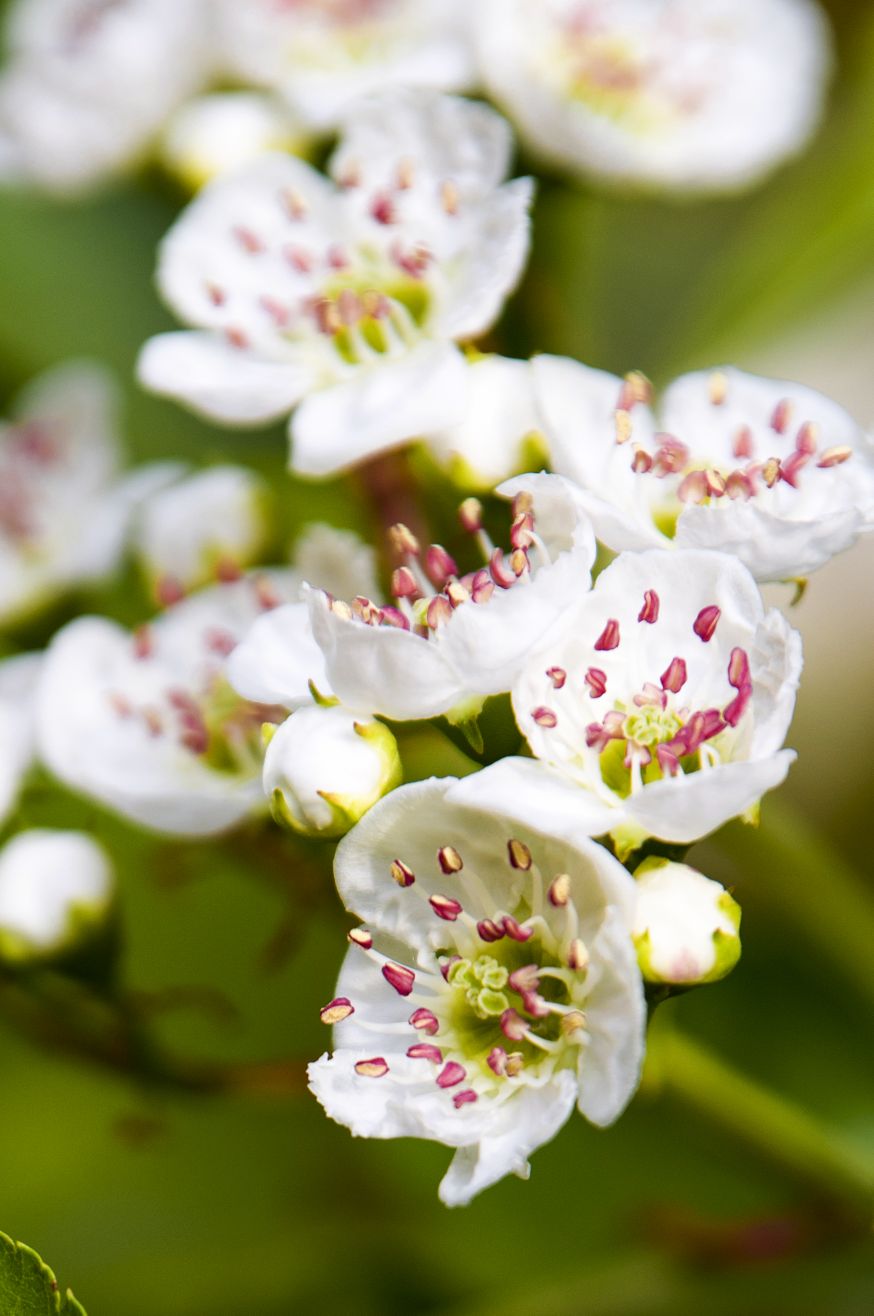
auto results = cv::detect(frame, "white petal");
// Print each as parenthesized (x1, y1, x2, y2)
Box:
(453, 756, 616, 848)
(576, 908, 647, 1126)
(0, 829, 114, 951)
(628, 750, 796, 844)
(291, 523, 380, 603)
(226, 602, 328, 708)
(427, 356, 541, 489)
(0, 653, 41, 826)
(675, 501, 867, 582)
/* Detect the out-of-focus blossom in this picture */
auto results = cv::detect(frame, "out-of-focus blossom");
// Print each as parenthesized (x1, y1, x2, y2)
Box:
(36, 572, 299, 836)
(0, 362, 174, 627)
(265, 703, 401, 838)
(137, 90, 533, 477)
(475, 0, 831, 193)
(0, 829, 115, 963)
(305, 473, 596, 722)
(0, 0, 212, 193)
(632, 857, 741, 985)
(215, 0, 475, 132)
(0, 653, 42, 828)
(535, 358, 874, 583)
(160, 92, 311, 193)
(503, 548, 800, 857)
(309, 767, 645, 1205)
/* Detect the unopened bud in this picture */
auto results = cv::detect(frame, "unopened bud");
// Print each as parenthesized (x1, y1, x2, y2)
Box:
(632, 858, 741, 985)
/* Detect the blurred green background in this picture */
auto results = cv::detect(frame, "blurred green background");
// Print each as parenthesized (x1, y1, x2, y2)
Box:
(0, 1, 873, 1312)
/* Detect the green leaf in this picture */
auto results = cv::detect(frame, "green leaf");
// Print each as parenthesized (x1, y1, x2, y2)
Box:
(0, 1232, 87, 1315)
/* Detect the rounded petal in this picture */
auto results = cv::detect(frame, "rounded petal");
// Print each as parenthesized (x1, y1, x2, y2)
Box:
(576, 908, 647, 1126)
(226, 602, 328, 708)
(428, 355, 542, 490)
(627, 750, 796, 844)
(0, 652, 41, 826)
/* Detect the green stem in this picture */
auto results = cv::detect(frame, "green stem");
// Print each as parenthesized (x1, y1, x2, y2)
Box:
(647, 1027, 874, 1224)
(714, 798, 874, 1010)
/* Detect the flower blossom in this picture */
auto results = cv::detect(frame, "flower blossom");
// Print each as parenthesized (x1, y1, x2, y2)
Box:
(504, 548, 800, 856)
(535, 358, 874, 582)
(304, 473, 596, 722)
(0, 652, 41, 828)
(631, 857, 741, 985)
(160, 92, 309, 194)
(137, 89, 533, 477)
(475, 0, 831, 193)
(309, 767, 645, 1205)
(215, 0, 475, 132)
(0, 0, 211, 193)
(36, 571, 300, 837)
(0, 829, 115, 964)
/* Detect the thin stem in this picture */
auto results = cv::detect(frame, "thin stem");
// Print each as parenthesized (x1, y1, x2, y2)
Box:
(646, 1026, 874, 1225)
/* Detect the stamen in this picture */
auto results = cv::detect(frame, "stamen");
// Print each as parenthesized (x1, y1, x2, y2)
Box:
(584, 667, 607, 698)
(320, 998, 354, 1025)
(678, 470, 708, 504)
(660, 656, 687, 693)
(532, 706, 558, 728)
(817, 446, 852, 468)
(355, 1057, 389, 1078)
(436, 1061, 466, 1088)
(425, 544, 457, 589)
(693, 606, 721, 642)
(409, 1008, 440, 1035)
(762, 457, 780, 488)
(638, 590, 660, 624)
(615, 409, 633, 444)
(477, 919, 505, 943)
(487, 1047, 508, 1076)
(548, 874, 571, 907)
(594, 619, 620, 651)
(567, 939, 589, 971)
(390, 859, 415, 888)
(382, 963, 415, 996)
(547, 666, 567, 689)
(500, 1009, 527, 1041)
(770, 399, 792, 434)
(453, 1089, 478, 1108)
(732, 425, 753, 459)
(407, 1043, 442, 1063)
(438, 845, 463, 874)
(348, 927, 372, 950)
(502, 916, 533, 942)
(708, 371, 728, 405)
(507, 839, 532, 870)
(430, 894, 463, 921)
(458, 497, 482, 533)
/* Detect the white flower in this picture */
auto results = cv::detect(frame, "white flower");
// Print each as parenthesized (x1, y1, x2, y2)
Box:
(306, 473, 597, 722)
(308, 766, 645, 1206)
(0, 829, 114, 962)
(36, 572, 299, 837)
(159, 92, 310, 193)
(508, 548, 801, 855)
(535, 357, 874, 583)
(475, 0, 831, 193)
(0, 0, 212, 193)
(137, 89, 533, 477)
(632, 857, 741, 985)
(133, 464, 272, 602)
(215, 0, 475, 132)
(0, 361, 175, 627)
(0, 652, 41, 827)
(427, 354, 545, 492)
(265, 704, 401, 838)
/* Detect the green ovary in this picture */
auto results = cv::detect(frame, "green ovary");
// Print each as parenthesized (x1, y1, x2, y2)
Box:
(624, 705, 682, 748)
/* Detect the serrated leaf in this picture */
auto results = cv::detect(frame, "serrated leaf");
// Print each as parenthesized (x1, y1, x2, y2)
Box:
(0, 1232, 87, 1315)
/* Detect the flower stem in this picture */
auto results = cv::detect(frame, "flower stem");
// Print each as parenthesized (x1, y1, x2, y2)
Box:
(646, 1026, 874, 1224)
(711, 797, 874, 1010)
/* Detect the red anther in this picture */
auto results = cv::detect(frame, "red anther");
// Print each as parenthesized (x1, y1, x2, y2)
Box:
(633, 682, 666, 709)
(724, 683, 752, 727)
(380, 606, 410, 630)
(409, 1008, 440, 1035)
(693, 605, 721, 642)
(225, 325, 250, 350)
(370, 193, 396, 225)
(508, 965, 540, 994)
(354, 1057, 389, 1078)
(624, 743, 651, 771)
(458, 497, 483, 533)
(215, 557, 243, 583)
(725, 470, 754, 500)
(547, 665, 567, 689)
(770, 398, 792, 434)
(205, 282, 226, 306)
(440, 956, 461, 980)
(584, 667, 607, 698)
(285, 245, 313, 273)
(132, 625, 153, 660)
(337, 289, 362, 325)
(407, 1043, 442, 1063)
(489, 547, 517, 589)
(281, 186, 310, 217)
(532, 706, 558, 728)
(795, 421, 818, 455)
(348, 927, 373, 950)
(567, 938, 589, 971)
(425, 544, 458, 588)
(585, 722, 608, 751)
(438, 845, 463, 874)
(382, 963, 415, 997)
(594, 618, 620, 651)
(732, 425, 754, 460)
(520, 988, 548, 1018)
(603, 711, 626, 735)
(445, 580, 470, 608)
(652, 435, 690, 476)
(631, 447, 653, 473)
(507, 838, 532, 870)
(327, 244, 349, 269)
(391, 566, 420, 599)
(699, 708, 726, 741)
(430, 894, 463, 922)
(660, 656, 688, 693)
(548, 873, 571, 906)
(817, 446, 852, 468)
(510, 512, 535, 550)
(260, 295, 290, 327)
(705, 469, 726, 498)
(390, 859, 415, 888)
(678, 470, 709, 504)
(476, 918, 505, 943)
(728, 647, 750, 689)
(616, 370, 652, 411)
(511, 490, 534, 516)
(502, 916, 533, 942)
(762, 457, 780, 487)
(509, 547, 529, 577)
(487, 1047, 508, 1076)
(436, 1062, 466, 1089)
(500, 1008, 527, 1041)
(453, 1089, 478, 1108)
(656, 744, 681, 776)
(638, 590, 660, 624)
(320, 997, 354, 1025)
(426, 595, 453, 629)
(779, 450, 810, 488)
(156, 575, 185, 607)
(233, 225, 264, 254)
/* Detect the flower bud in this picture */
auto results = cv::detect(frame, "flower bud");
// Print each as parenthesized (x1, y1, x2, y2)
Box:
(0, 830, 115, 964)
(159, 93, 309, 192)
(632, 858, 741, 985)
(264, 706, 402, 839)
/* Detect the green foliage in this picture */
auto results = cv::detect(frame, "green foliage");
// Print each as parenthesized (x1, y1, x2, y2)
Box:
(0, 1233, 86, 1315)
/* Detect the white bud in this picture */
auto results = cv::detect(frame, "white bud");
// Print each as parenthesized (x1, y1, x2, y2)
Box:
(632, 858, 741, 985)
(264, 705, 402, 839)
(159, 92, 309, 192)
(0, 830, 115, 963)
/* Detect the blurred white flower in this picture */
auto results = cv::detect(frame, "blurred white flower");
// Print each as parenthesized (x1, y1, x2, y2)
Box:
(306, 473, 596, 722)
(505, 548, 800, 856)
(137, 90, 533, 477)
(0, 0, 212, 193)
(632, 857, 741, 985)
(265, 703, 401, 838)
(0, 361, 174, 627)
(475, 0, 831, 193)
(0, 829, 114, 962)
(0, 653, 42, 828)
(309, 767, 645, 1205)
(215, 0, 475, 132)
(37, 571, 299, 836)
(535, 358, 874, 583)
(160, 92, 310, 193)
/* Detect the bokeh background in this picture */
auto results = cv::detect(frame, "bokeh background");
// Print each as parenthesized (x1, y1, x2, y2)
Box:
(0, 0, 872, 1311)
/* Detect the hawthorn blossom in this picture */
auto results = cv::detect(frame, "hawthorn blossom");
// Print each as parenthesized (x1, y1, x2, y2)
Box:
(0, 653, 42, 827)
(36, 572, 299, 837)
(305, 473, 596, 722)
(0, 0, 211, 193)
(535, 358, 874, 583)
(160, 93, 309, 193)
(215, 0, 475, 131)
(0, 361, 174, 627)
(137, 90, 533, 477)
(309, 768, 645, 1205)
(506, 548, 800, 856)
(0, 829, 115, 963)
(475, 0, 831, 193)
(632, 857, 741, 985)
